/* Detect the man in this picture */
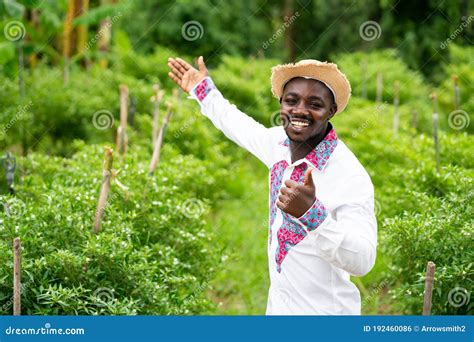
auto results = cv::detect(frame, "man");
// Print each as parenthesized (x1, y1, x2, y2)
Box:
(168, 56, 377, 315)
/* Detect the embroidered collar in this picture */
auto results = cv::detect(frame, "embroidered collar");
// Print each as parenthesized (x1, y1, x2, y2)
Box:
(278, 124, 338, 171)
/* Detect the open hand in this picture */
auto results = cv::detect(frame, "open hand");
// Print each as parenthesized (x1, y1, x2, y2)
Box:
(277, 168, 316, 218)
(167, 56, 209, 93)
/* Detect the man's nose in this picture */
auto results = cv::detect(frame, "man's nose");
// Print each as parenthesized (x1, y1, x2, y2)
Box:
(291, 100, 309, 115)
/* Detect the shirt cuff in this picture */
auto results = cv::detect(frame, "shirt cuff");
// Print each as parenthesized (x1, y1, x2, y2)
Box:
(293, 198, 328, 232)
(188, 77, 217, 103)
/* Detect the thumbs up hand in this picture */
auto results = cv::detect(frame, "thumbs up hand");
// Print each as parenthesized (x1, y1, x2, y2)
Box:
(167, 56, 209, 93)
(276, 167, 317, 218)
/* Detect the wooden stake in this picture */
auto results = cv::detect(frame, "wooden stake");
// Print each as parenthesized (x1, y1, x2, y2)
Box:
(93, 148, 113, 234)
(376, 72, 383, 103)
(392, 80, 400, 136)
(151, 85, 164, 144)
(430, 93, 440, 174)
(452, 74, 460, 110)
(361, 59, 367, 99)
(411, 109, 417, 131)
(149, 102, 173, 175)
(13, 237, 21, 315)
(116, 85, 129, 155)
(422, 261, 436, 315)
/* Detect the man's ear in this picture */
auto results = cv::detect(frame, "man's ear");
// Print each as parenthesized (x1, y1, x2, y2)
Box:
(328, 103, 337, 120)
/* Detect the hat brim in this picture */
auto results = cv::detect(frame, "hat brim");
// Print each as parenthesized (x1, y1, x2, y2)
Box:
(271, 60, 352, 114)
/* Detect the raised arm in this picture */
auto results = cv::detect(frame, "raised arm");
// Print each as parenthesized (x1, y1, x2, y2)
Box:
(168, 57, 280, 168)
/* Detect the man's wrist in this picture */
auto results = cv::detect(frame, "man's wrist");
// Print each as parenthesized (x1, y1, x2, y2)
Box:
(190, 77, 216, 102)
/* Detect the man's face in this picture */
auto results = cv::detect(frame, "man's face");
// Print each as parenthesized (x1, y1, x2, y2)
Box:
(280, 77, 337, 143)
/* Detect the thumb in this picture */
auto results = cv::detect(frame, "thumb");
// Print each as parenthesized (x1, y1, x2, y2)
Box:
(304, 167, 315, 189)
(198, 56, 207, 73)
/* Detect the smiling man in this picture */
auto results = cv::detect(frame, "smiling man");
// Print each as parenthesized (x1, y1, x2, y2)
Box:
(168, 57, 377, 315)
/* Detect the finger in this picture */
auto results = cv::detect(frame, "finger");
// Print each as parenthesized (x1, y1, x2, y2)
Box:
(176, 57, 192, 71)
(276, 200, 287, 210)
(168, 60, 184, 78)
(280, 186, 291, 196)
(278, 194, 288, 204)
(304, 167, 315, 188)
(197, 56, 207, 73)
(168, 72, 181, 86)
(284, 179, 298, 189)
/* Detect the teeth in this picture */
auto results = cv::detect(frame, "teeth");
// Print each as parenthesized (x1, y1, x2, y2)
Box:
(291, 120, 309, 127)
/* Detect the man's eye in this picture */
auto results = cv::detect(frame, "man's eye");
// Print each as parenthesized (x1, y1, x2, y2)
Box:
(285, 99, 297, 104)
(311, 103, 321, 108)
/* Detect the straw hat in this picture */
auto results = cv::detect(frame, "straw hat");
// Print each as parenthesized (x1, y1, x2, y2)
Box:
(271, 59, 352, 114)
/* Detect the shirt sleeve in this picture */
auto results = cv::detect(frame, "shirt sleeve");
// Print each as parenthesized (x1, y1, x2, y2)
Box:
(291, 174, 377, 277)
(188, 77, 278, 168)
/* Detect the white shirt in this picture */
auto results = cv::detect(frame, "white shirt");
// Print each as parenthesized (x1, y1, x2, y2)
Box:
(189, 77, 377, 315)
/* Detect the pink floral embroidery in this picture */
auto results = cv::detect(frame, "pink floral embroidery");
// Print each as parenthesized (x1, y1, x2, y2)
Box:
(273, 126, 337, 272)
(192, 77, 216, 102)
(269, 160, 288, 245)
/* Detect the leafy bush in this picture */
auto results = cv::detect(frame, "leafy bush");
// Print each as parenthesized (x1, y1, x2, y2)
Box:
(0, 139, 233, 314)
